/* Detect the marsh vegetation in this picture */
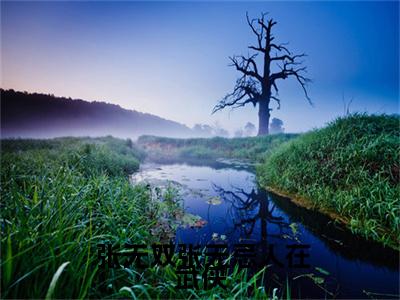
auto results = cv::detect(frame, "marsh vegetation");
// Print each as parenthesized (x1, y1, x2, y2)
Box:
(0, 137, 270, 298)
(257, 114, 400, 249)
(1, 114, 399, 299)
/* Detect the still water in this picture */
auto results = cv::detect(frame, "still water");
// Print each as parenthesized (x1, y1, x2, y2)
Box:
(132, 160, 399, 299)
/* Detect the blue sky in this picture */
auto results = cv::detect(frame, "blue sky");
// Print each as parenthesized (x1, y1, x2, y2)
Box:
(1, 1, 399, 133)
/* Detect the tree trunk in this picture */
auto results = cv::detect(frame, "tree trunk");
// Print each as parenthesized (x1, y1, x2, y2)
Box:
(258, 99, 270, 136)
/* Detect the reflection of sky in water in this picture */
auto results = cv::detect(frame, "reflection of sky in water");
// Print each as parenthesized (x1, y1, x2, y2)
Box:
(133, 163, 399, 299)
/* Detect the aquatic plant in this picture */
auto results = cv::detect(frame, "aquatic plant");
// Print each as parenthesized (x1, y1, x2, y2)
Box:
(1, 137, 275, 299)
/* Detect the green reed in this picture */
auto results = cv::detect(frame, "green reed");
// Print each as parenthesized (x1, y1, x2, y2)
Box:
(1, 137, 278, 299)
(137, 134, 298, 162)
(257, 114, 400, 249)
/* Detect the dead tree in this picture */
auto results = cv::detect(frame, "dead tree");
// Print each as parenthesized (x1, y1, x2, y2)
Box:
(213, 12, 312, 136)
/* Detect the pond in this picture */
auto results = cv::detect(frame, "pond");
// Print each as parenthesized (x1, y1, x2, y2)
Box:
(132, 160, 399, 299)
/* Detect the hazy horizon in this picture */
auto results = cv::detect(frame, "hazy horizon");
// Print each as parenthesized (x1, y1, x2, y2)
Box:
(2, 1, 399, 134)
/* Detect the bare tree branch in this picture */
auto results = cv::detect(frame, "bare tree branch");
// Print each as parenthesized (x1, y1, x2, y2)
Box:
(212, 76, 261, 114)
(248, 45, 266, 53)
(246, 12, 263, 50)
(270, 95, 281, 109)
(270, 42, 291, 54)
(272, 81, 279, 93)
(229, 55, 263, 82)
(259, 18, 277, 39)
(214, 12, 312, 135)
(271, 53, 306, 62)
(269, 53, 312, 105)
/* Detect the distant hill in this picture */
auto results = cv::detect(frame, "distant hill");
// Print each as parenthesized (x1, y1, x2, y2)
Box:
(1, 89, 193, 138)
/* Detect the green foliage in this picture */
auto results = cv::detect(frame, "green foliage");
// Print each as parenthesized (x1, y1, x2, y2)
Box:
(0, 137, 149, 298)
(1, 137, 273, 299)
(1, 136, 144, 177)
(138, 134, 298, 162)
(257, 114, 400, 249)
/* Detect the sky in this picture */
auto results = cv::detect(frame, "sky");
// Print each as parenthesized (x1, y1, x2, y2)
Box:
(1, 1, 399, 134)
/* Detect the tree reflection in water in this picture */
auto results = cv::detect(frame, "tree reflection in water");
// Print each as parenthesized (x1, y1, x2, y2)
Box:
(212, 183, 292, 243)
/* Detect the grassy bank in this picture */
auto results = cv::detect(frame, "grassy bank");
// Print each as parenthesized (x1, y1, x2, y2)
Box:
(257, 114, 400, 249)
(3, 114, 397, 298)
(1, 137, 270, 299)
(137, 134, 298, 162)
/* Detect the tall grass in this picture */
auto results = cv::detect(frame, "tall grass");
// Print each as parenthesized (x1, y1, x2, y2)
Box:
(257, 114, 400, 249)
(137, 134, 298, 162)
(1, 137, 273, 299)
(0, 137, 149, 298)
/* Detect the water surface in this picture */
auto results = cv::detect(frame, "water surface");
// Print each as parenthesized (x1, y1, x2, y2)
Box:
(132, 160, 399, 299)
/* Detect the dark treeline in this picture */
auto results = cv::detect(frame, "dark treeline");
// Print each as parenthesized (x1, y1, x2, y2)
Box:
(1, 89, 192, 138)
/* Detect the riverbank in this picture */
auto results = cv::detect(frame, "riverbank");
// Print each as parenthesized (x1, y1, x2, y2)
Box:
(130, 160, 400, 298)
(1, 137, 269, 299)
(2, 114, 398, 298)
(257, 114, 400, 250)
(137, 133, 298, 162)
(266, 186, 350, 225)
(137, 114, 400, 250)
